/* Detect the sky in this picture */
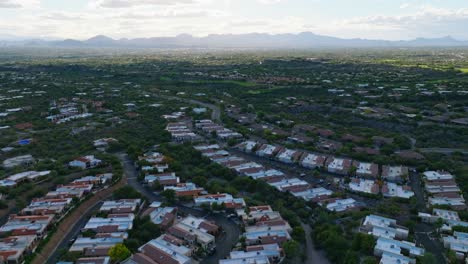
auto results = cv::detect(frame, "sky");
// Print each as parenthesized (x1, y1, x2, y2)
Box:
(0, 0, 468, 41)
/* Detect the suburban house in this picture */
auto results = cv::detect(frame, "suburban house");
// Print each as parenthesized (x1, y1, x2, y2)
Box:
(300, 153, 327, 169)
(325, 157, 352, 175)
(69, 155, 102, 169)
(275, 149, 302, 164)
(164, 183, 204, 197)
(348, 178, 380, 195)
(194, 193, 246, 209)
(382, 183, 414, 199)
(361, 215, 409, 240)
(381, 165, 409, 182)
(352, 161, 379, 178)
(99, 199, 141, 214)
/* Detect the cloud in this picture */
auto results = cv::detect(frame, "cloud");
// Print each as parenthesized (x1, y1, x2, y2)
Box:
(256, 0, 283, 4)
(95, 0, 198, 8)
(41, 13, 83, 21)
(0, 0, 21, 8)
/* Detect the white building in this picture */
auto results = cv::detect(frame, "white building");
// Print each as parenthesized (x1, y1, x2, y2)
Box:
(69, 155, 102, 169)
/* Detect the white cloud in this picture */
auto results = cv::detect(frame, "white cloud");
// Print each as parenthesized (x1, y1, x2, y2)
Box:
(94, 0, 199, 8)
(0, 0, 20, 8)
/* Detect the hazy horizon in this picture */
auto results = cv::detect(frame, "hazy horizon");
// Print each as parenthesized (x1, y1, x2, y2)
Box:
(1, 0, 468, 41)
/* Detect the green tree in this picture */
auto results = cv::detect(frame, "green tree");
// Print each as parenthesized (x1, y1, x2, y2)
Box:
(108, 243, 131, 262)
(161, 189, 176, 205)
(283, 240, 300, 259)
(418, 253, 437, 264)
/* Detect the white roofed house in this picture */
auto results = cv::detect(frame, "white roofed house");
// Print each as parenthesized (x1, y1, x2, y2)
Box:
(374, 237, 424, 264)
(348, 178, 380, 195)
(360, 215, 409, 240)
(220, 244, 282, 264)
(69, 155, 102, 169)
(442, 232, 468, 260)
(256, 144, 282, 158)
(418, 209, 468, 232)
(99, 199, 141, 214)
(352, 161, 379, 178)
(319, 198, 359, 212)
(236, 141, 259, 153)
(127, 237, 192, 264)
(325, 157, 352, 175)
(275, 149, 302, 164)
(21, 197, 72, 216)
(382, 183, 414, 199)
(382, 165, 409, 182)
(300, 153, 327, 169)
(194, 193, 246, 210)
(422, 171, 466, 210)
(0, 235, 36, 264)
(0, 214, 54, 238)
(82, 213, 135, 233)
(423, 171, 454, 181)
(168, 216, 218, 251)
(2, 155, 35, 169)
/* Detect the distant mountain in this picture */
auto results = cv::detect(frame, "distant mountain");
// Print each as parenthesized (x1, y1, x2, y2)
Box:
(2, 32, 468, 48)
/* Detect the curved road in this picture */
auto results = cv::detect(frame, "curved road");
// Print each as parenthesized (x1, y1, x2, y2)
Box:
(117, 153, 240, 264)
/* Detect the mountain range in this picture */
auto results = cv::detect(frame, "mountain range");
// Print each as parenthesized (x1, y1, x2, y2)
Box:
(1, 32, 468, 48)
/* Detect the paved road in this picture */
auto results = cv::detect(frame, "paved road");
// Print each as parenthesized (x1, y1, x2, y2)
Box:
(35, 178, 126, 264)
(47, 201, 104, 263)
(117, 153, 240, 264)
(301, 223, 331, 264)
(409, 171, 426, 211)
(415, 223, 446, 264)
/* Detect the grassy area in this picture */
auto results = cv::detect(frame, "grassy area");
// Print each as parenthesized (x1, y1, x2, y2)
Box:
(458, 68, 468, 73)
(160, 76, 172, 81)
(194, 80, 257, 87)
(246, 86, 283, 94)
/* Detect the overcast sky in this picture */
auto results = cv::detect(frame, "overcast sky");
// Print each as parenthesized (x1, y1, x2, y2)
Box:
(1, 0, 468, 40)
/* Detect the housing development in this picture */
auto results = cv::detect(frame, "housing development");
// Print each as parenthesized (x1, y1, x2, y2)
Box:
(0, 34, 468, 264)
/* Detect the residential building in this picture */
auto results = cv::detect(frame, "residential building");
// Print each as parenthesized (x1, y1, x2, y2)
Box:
(69, 237, 124, 254)
(374, 237, 424, 262)
(145, 173, 180, 186)
(382, 183, 414, 199)
(0, 235, 36, 264)
(256, 144, 282, 158)
(352, 161, 379, 178)
(99, 199, 141, 214)
(82, 213, 134, 233)
(349, 178, 380, 195)
(145, 206, 177, 230)
(0, 214, 54, 237)
(2, 155, 34, 168)
(319, 198, 359, 212)
(325, 157, 352, 175)
(300, 153, 327, 169)
(194, 193, 246, 209)
(69, 155, 102, 169)
(361, 215, 409, 240)
(442, 232, 468, 259)
(382, 166, 409, 182)
(275, 149, 302, 164)
(164, 183, 204, 197)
